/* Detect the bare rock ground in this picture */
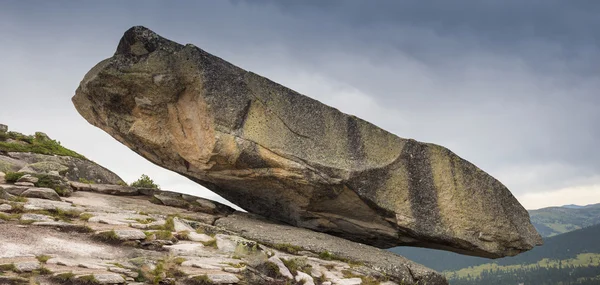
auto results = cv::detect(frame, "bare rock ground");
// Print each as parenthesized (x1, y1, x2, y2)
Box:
(0, 184, 448, 284)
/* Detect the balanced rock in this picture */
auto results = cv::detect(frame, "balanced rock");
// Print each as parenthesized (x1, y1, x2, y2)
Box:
(73, 26, 542, 258)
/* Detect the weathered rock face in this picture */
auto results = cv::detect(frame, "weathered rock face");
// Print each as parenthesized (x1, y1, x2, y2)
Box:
(73, 26, 542, 258)
(0, 152, 124, 185)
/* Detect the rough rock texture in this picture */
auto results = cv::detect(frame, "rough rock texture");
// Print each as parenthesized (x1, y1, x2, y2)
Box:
(0, 184, 448, 284)
(1, 152, 124, 185)
(72, 26, 542, 258)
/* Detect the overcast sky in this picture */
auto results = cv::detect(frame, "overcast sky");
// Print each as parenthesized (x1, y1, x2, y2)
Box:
(1, 0, 598, 210)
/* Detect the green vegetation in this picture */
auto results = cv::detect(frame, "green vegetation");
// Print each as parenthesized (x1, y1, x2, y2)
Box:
(201, 239, 218, 248)
(0, 131, 85, 159)
(79, 213, 94, 221)
(391, 223, 600, 273)
(4, 172, 25, 183)
(94, 230, 121, 244)
(132, 217, 156, 224)
(189, 274, 214, 285)
(34, 174, 70, 197)
(256, 261, 283, 278)
(141, 256, 187, 284)
(269, 243, 303, 255)
(153, 230, 174, 241)
(130, 174, 159, 189)
(0, 263, 16, 272)
(36, 255, 51, 263)
(78, 177, 96, 184)
(530, 203, 600, 237)
(77, 274, 101, 285)
(281, 258, 311, 275)
(53, 272, 75, 283)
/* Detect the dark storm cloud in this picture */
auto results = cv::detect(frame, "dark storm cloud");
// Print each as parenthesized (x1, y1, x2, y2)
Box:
(1, 0, 598, 207)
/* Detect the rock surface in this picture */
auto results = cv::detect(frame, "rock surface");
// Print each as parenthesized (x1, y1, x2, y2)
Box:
(0, 187, 447, 284)
(72, 26, 542, 258)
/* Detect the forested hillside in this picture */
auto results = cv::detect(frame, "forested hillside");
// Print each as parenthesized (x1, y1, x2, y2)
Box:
(391, 224, 600, 272)
(529, 203, 600, 237)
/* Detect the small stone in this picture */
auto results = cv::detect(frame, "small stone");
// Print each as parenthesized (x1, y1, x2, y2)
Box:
(17, 174, 39, 184)
(333, 278, 362, 285)
(186, 232, 214, 243)
(163, 243, 204, 255)
(14, 182, 34, 187)
(47, 258, 79, 267)
(295, 271, 315, 285)
(0, 184, 30, 195)
(0, 204, 12, 212)
(108, 267, 130, 274)
(173, 217, 194, 232)
(181, 260, 220, 270)
(103, 229, 146, 240)
(206, 273, 240, 284)
(21, 213, 54, 221)
(78, 262, 107, 269)
(14, 261, 40, 272)
(91, 273, 126, 284)
(21, 187, 61, 201)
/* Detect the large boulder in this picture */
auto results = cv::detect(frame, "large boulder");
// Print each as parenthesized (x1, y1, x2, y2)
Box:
(72, 26, 542, 258)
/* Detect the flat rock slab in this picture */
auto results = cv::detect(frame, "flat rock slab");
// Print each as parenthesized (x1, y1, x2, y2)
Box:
(216, 213, 446, 284)
(14, 261, 40, 272)
(0, 184, 30, 196)
(21, 187, 61, 201)
(163, 242, 205, 255)
(0, 203, 12, 212)
(21, 213, 54, 221)
(91, 273, 126, 284)
(187, 232, 214, 243)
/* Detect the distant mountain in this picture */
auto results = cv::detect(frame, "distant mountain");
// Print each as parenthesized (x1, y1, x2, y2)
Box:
(529, 203, 600, 237)
(562, 204, 585, 209)
(390, 223, 600, 273)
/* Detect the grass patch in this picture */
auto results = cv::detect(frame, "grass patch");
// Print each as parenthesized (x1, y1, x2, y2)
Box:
(189, 274, 214, 285)
(0, 212, 21, 221)
(201, 239, 218, 248)
(154, 230, 174, 240)
(178, 230, 190, 240)
(53, 272, 75, 283)
(5, 172, 25, 183)
(10, 196, 28, 203)
(282, 258, 312, 275)
(79, 213, 94, 221)
(255, 261, 283, 279)
(147, 215, 175, 231)
(95, 230, 121, 244)
(77, 274, 101, 285)
(36, 255, 51, 263)
(0, 132, 85, 159)
(141, 256, 187, 284)
(0, 263, 16, 272)
(133, 217, 156, 224)
(78, 178, 96, 184)
(270, 243, 303, 255)
(37, 266, 52, 275)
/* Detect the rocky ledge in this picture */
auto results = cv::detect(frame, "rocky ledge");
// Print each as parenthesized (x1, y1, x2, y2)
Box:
(0, 177, 447, 284)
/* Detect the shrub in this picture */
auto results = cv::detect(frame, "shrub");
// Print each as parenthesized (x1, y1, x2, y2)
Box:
(0, 132, 85, 159)
(78, 178, 96, 184)
(130, 174, 159, 189)
(5, 172, 25, 183)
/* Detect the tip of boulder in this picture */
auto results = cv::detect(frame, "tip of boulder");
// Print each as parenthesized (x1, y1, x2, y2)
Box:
(115, 26, 162, 56)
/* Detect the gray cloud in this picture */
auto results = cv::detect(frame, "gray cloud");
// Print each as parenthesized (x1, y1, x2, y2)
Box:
(0, 0, 598, 208)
